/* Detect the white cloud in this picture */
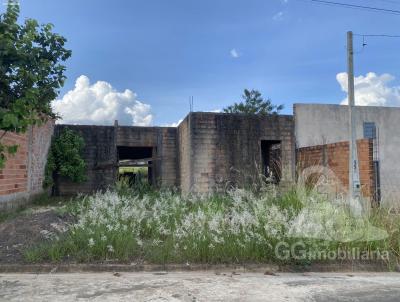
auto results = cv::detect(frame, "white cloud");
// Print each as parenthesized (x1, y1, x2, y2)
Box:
(337, 72, 400, 106)
(164, 110, 221, 127)
(272, 11, 284, 21)
(164, 119, 183, 127)
(52, 75, 153, 126)
(230, 48, 240, 58)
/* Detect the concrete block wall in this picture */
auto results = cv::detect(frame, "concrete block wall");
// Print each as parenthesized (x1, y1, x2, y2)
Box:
(214, 113, 295, 191)
(158, 127, 179, 187)
(178, 112, 295, 194)
(117, 126, 178, 188)
(56, 125, 117, 195)
(0, 121, 54, 210)
(177, 116, 192, 194)
(28, 122, 56, 194)
(56, 125, 179, 195)
(56, 113, 296, 196)
(189, 113, 219, 193)
(297, 139, 375, 199)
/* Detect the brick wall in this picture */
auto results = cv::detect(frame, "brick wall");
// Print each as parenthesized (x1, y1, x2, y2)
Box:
(0, 132, 28, 196)
(0, 121, 54, 209)
(297, 139, 374, 199)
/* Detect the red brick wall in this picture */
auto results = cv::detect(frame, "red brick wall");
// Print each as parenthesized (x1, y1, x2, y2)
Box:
(0, 121, 54, 205)
(297, 139, 374, 198)
(0, 131, 28, 196)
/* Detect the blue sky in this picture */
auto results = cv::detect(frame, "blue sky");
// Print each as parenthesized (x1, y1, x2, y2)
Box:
(10, 0, 400, 125)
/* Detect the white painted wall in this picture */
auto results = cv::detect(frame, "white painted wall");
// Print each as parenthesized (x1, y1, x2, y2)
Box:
(294, 103, 400, 207)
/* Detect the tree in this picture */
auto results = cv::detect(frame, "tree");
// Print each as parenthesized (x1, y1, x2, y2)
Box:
(0, 1, 71, 168)
(44, 128, 86, 196)
(223, 89, 284, 115)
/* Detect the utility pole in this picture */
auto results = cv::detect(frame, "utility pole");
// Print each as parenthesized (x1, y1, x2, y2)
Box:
(347, 31, 361, 200)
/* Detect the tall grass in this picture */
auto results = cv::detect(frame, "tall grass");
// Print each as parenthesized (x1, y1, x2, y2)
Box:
(25, 180, 400, 267)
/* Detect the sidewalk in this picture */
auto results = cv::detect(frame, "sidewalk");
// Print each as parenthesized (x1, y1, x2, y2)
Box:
(0, 272, 399, 301)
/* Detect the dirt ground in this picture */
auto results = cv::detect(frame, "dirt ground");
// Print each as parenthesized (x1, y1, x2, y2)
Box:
(0, 208, 73, 264)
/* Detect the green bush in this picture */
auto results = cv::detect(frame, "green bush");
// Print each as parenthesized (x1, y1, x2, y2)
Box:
(44, 128, 86, 194)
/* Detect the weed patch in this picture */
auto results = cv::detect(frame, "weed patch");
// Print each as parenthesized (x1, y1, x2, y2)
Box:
(25, 185, 400, 267)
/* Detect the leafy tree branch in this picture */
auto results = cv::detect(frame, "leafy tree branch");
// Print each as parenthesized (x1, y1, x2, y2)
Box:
(0, 1, 71, 168)
(223, 89, 284, 115)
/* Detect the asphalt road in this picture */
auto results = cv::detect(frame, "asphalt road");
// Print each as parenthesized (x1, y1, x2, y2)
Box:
(1, 272, 400, 301)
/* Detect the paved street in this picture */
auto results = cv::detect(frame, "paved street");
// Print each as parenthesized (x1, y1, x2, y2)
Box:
(0, 272, 400, 301)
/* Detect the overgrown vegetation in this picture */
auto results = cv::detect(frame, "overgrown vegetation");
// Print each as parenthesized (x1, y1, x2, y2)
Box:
(0, 1, 71, 168)
(44, 128, 86, 195)
(24, 181, 400, 267)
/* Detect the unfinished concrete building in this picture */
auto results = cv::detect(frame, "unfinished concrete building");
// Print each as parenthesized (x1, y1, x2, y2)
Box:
(57, 112, 295, 195)
(0, 107, 392, 209)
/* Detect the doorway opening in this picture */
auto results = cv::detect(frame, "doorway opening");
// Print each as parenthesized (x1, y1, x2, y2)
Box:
(117, 146, 154, 185)
(260, 140, 281, 184)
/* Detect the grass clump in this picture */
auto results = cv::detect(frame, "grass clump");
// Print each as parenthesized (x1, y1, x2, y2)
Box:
(24, 182, 400, 267)
(0, 206, 26, 223)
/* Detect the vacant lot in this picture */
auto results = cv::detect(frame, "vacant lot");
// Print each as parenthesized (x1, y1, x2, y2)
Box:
(14, 184, 400, 267)
(0, 199, 73, 264)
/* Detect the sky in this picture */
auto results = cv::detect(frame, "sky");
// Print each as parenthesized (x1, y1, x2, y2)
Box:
(6, 0, 400, 126)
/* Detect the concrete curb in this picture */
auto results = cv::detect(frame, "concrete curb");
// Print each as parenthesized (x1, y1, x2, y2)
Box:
(0, 262, 392, 274)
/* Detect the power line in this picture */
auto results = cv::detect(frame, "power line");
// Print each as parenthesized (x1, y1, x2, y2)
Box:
(368, 0, 400, 6)
(352, 33, 400, 54)
(301, 0, 400, 15)
(354, 34, 400, 38)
